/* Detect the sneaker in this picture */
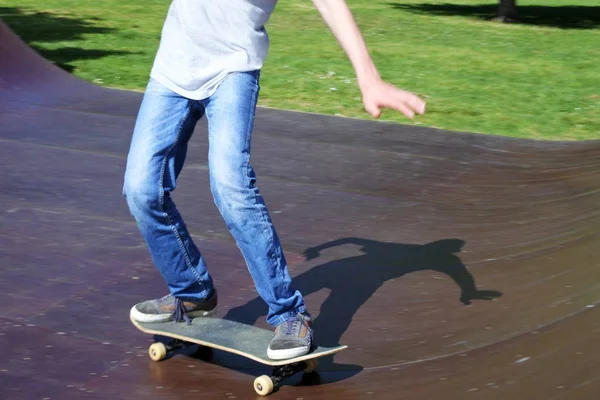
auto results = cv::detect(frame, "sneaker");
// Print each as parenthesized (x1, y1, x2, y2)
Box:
(130, 289, 218, 324)
(267, 313, 313, 360)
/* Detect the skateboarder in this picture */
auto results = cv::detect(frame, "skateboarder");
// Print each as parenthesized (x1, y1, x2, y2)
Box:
(123, 0, 425, 361)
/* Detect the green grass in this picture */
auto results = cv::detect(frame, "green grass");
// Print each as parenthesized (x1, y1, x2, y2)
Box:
(1, 1, 599, 140)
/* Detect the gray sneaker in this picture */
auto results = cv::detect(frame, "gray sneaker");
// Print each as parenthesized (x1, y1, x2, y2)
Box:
(130, 290, 218, 324)
(267, 313, 313, 360)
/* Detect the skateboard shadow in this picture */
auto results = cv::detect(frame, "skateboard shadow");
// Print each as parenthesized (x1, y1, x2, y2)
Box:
(224, 237, 502, 374)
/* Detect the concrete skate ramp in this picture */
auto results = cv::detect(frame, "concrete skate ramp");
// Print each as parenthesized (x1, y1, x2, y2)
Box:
(1, 19, 599, 400)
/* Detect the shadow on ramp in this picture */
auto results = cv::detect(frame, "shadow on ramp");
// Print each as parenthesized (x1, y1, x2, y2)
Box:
(225, 237, 502, 350)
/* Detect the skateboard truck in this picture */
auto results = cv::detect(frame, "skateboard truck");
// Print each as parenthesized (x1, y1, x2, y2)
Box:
(148, 338, 319, 396)
(254, 359, 318, 396)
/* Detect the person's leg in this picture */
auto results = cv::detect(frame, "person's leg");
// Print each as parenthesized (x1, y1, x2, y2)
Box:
(123, 78, 217, 323)
(202, 70, 311, 359)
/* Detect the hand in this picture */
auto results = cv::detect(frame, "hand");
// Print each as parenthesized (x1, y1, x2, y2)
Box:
(310, 0, 426, 120)
(360, 78, 426, 119)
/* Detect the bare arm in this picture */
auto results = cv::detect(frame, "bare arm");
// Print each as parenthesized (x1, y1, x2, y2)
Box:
(311, 0, 426, 119)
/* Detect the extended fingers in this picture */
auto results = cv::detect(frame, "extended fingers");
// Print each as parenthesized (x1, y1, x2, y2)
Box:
(363, 82, 427, 119)
(379, 97, 417, 119)
(365, 102, 382, 118)
(391, 88, 426, 115)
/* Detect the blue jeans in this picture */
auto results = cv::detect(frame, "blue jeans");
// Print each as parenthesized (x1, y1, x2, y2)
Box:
(122, 71, 306, 326)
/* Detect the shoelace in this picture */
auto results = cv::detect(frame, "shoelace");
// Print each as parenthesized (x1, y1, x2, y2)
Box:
(172, 297, 192, 325)
(284, 318, 302, 336)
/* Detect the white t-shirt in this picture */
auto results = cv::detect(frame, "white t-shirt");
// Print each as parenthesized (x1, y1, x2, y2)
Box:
(150, 0, 277, 100)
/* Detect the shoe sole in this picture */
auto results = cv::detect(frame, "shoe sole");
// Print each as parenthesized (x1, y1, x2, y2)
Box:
(129, 305, 218, 323)
(267, 344, 310, 360)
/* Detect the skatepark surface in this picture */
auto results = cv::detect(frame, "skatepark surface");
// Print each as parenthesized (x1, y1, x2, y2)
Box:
(1, 19, 599, 399)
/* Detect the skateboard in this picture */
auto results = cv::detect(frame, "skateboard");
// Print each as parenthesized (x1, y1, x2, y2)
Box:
(130, 316, 347, 396)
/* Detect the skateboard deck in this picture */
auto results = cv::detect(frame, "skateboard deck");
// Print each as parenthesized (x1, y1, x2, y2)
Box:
(131, 316, 347, 395)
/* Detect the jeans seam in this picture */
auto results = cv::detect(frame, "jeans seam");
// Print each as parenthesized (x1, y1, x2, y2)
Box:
(158, 100, 204, 288)
(244, 79, 283, 281)
(243, 80, 293, 322)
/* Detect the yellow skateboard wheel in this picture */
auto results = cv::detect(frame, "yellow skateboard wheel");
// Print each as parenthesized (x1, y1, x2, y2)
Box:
(304, 359, 318, 373)
(254, 375, 274, 396)
(148, 342, 167, 361)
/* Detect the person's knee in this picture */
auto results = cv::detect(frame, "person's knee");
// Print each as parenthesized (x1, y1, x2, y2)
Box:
(210, 164, 255, 214)
(123, 172, 160, 217)
(210, 166, 242, 195)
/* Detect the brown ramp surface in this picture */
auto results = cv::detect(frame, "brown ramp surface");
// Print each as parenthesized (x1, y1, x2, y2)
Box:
(1, 19, 599, 400)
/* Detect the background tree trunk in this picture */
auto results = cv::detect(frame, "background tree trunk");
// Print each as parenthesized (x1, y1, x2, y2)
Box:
(497, 0, 519, 22)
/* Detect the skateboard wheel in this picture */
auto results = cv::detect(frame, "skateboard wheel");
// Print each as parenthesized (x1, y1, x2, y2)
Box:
(254, 375, 274, 396)
(149, 342, 167, 361)
(304, 359, 318, 373)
